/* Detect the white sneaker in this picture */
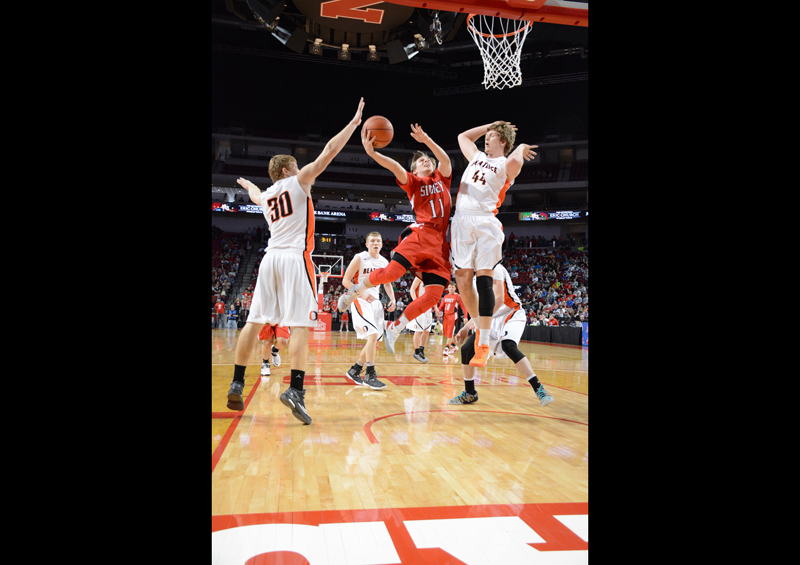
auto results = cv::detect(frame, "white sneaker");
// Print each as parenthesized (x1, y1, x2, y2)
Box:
(337, 287, 359, 313)
(261, 361, 271, 376)
(271, 350, 281, 367)
(383, 321, 401, 354)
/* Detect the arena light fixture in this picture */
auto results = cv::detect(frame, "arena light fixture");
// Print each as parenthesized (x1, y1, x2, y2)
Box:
(367, 45, 379, 61)
(338, 43, 351, 61)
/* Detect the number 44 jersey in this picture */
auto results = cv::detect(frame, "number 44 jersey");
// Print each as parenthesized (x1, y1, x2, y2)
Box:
(457, 151, 512, 216)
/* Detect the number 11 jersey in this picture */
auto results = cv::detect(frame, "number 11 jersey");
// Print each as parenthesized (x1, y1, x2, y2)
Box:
(398, 168, 452, 234)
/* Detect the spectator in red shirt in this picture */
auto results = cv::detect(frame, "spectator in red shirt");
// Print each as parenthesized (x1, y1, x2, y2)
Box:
(214, 298, 226, 328)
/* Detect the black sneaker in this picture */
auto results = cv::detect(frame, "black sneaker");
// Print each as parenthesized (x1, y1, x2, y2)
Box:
(280, 387, 312, 424)
(449, 390, 478, 404)
(413, 349, 429, 363)
(345, 364, 366, 386)
(227, 381, 244, 411)
(364, 370, 387, 390)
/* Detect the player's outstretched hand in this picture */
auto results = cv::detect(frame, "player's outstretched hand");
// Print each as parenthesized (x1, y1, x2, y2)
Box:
(361, 128, 377, 154)
(520, 144, 538, 161)
(410, 123, 430, 144)
(351, 97, 365, 126)
(236, 177, 257, 190)
(454, 326, 470, 345)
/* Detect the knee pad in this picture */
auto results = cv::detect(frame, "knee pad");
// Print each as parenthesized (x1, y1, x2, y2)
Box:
(476, 275, 494, 317)
(501, 339, 525, 363)
(368, 259, 407, 286)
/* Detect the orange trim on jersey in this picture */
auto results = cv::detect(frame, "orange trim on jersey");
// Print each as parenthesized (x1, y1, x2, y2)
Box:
(306, 197, 315, 253)
(494, 177, 512, 215)
(303, 251, 316, 298)
(504, 284, 519, 310)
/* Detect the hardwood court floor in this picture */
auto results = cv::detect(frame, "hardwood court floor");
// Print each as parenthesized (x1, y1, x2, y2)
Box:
(212, 327, 588, 564)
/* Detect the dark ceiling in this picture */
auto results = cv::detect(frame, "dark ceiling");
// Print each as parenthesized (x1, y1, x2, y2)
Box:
(211, 0, 588, 141)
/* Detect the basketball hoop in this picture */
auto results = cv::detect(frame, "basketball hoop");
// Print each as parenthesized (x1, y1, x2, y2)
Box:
(466, 14, 533, 90)
(317, 271, 330, 295)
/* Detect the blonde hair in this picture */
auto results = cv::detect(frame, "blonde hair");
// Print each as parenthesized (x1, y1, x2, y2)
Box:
(268, 155, 297, 182)
(366, 231, 382, 241)
(410, 151, 437, 174)
(488, 122, 516, 156)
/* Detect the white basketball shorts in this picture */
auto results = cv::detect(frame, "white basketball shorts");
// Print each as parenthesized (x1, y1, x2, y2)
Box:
(488, 308, 527, 359)
(450, 212, 504, 272)
(407, 308, 434, 333)
(351, 297, 385, 340)
(247, 249, 319, 328)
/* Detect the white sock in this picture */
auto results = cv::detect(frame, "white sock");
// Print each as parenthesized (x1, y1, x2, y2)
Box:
(393, 315, 409, 331)
(478, 329, 489, 346)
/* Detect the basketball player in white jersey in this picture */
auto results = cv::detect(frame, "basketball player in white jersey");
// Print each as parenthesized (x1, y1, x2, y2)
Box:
(225, 97, 365, 424)
(451, 120, 538, 368)
(342, 231, 396, 389)
(451, 264, 554, 407)
(407, 277, 435, 363)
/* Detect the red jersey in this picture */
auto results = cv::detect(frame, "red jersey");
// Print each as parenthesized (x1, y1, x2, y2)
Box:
(437, 293, 466, 320)
(398, 168, 452, 234)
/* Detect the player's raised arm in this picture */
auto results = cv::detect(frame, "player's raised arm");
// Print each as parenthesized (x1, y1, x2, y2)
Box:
(410, 124, 451, 178)
(361, 128, 408, 185)
(236, 177, 263, 206)
(505, 142, 538, 182)
(297, 97, 364, 188)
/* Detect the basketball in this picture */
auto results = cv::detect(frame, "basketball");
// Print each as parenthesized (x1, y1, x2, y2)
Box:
(362, 115, 393, 149)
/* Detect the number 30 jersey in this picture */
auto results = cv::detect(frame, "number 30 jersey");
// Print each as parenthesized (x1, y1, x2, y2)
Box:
(261, 175, 315, 253)
(456, 151, 512, 215)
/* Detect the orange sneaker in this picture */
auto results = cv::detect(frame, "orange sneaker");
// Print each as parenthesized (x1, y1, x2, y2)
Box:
(469, 343, 490, 367)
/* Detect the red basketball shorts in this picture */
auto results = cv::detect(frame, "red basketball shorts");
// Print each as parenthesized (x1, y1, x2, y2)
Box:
(258, 324, 290, 341)
(383, 225, 451, 283)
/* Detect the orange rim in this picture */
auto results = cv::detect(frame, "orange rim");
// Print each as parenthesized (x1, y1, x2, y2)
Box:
(467, 13, 533, 39)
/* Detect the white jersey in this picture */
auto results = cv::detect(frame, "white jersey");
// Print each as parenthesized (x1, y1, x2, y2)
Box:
(456, 151, 512, 215)
(492, 264, 523, 321)
(354, 251, 388, 300)
(261, 175, 314, 253)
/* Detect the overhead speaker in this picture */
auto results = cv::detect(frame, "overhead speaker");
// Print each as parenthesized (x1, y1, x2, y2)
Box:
(387, 40, 408, 64)
(286, 28, 312, 54)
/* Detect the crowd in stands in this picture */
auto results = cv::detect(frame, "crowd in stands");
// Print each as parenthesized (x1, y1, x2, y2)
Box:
(212, 227, 588, 331)
(212, 226, 260, 327)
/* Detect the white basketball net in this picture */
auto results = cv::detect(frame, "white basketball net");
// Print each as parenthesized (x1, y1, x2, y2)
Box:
(467, 14, 533, 90)
(317, 271, 329, 294)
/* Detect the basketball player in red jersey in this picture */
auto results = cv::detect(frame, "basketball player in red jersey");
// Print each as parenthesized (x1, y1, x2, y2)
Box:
(437, 282, 467, 355)
(338, 123, 452, 355)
